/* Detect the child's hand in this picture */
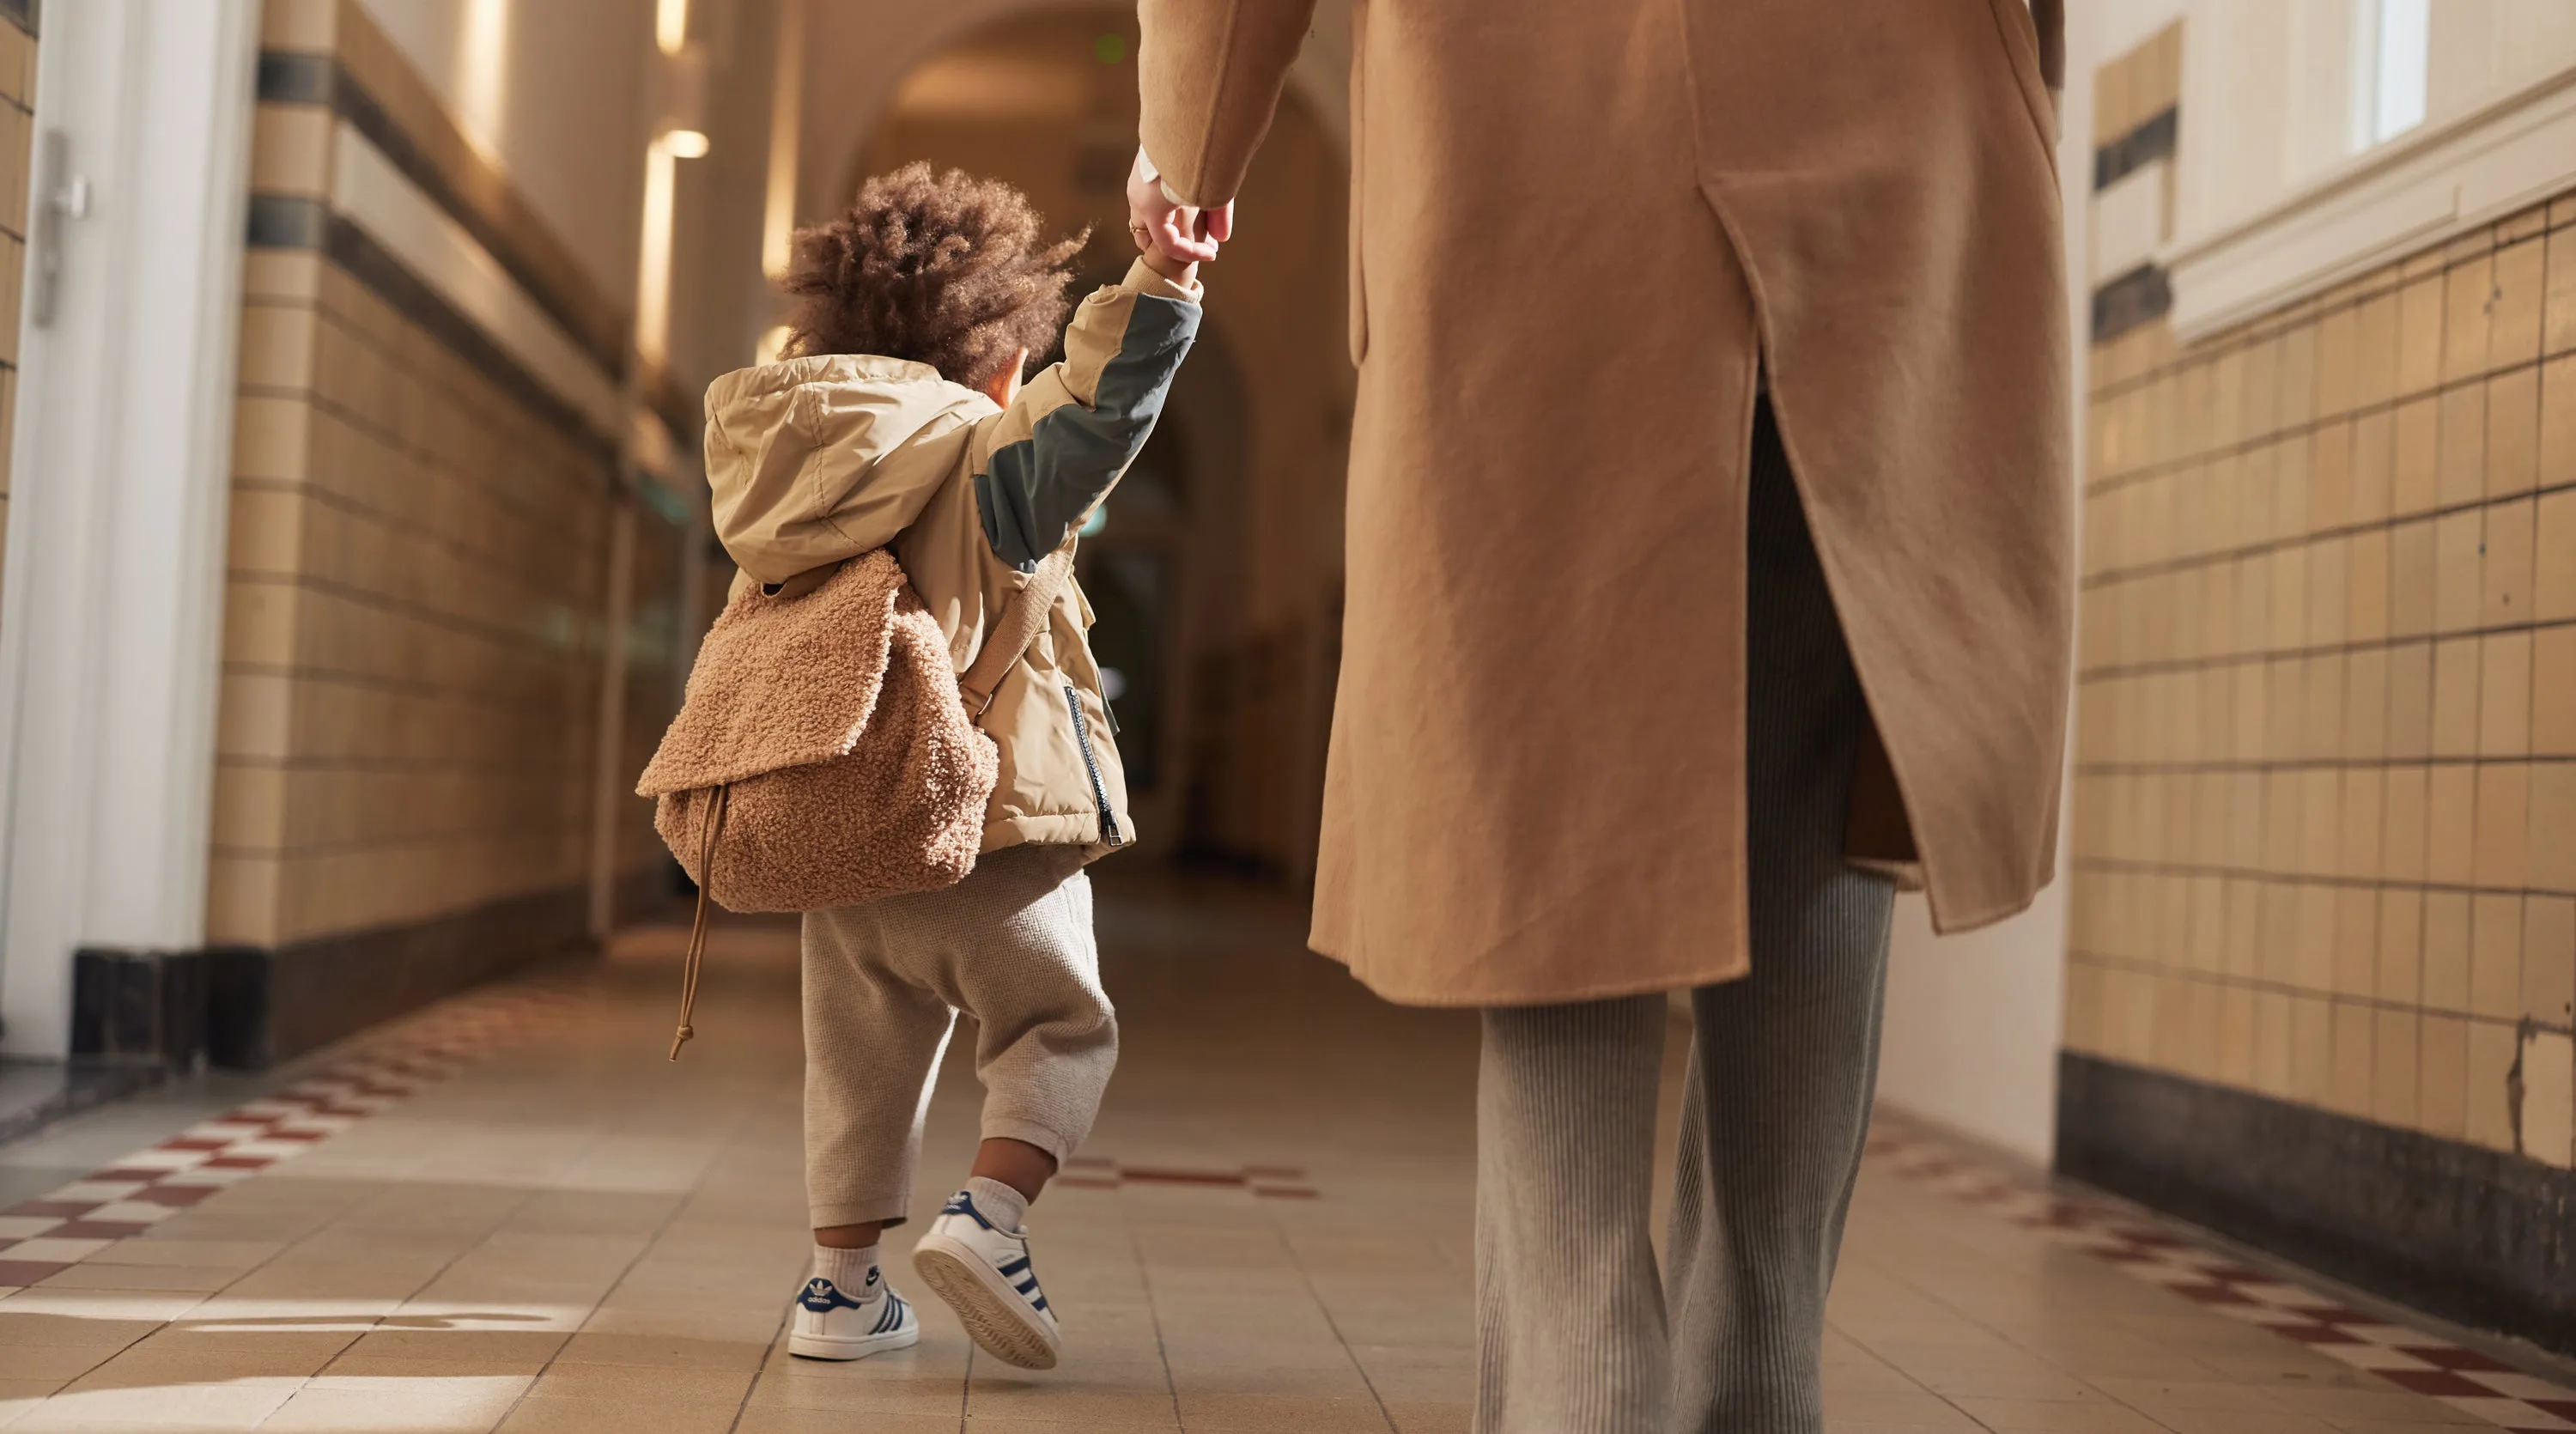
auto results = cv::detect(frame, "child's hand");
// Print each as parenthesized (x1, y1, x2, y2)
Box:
(1139, 246, 1199, 286)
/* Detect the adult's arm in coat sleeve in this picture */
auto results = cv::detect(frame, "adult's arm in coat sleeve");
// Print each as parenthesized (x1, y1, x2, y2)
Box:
(1137, 0, 1318, 209)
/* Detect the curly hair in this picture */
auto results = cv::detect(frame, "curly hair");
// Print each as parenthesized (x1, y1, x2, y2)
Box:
(780, 163, 1090, 388)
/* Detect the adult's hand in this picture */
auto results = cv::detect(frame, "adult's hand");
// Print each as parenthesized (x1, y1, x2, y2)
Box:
(1127, 148, 1232, 266)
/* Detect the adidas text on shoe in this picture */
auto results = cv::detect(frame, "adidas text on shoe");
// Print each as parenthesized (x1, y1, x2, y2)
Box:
(787, 1267, 919, 1361)
(911, 1189, 1062, 1370)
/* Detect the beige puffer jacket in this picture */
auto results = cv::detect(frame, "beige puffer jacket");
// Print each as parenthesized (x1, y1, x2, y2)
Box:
(701, 258, 1202, 855)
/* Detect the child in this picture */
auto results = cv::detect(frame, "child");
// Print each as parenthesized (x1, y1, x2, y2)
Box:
(701, 162, 1201, 1369)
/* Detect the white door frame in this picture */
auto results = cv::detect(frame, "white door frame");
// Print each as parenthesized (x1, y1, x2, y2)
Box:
(0, 0, 262, 1057)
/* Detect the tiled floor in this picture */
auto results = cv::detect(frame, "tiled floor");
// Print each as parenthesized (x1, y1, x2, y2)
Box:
(0, 872, 2567, 1432)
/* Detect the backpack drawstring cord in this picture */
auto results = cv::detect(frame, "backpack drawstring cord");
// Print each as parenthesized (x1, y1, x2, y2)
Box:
(669, 783, 729, 1060)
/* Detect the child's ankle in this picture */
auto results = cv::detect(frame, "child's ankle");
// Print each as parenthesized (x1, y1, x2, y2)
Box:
(812, 1242, 881, 1291)
(963, 1176, 1030, 1232)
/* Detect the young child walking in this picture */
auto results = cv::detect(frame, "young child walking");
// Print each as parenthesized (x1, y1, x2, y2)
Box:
(699, 163, 1201, 1369)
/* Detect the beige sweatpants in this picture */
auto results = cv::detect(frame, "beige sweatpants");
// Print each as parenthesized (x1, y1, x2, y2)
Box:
(801, 842, 1116, 1230)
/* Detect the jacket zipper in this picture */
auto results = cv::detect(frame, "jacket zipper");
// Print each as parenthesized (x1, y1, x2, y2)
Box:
(1065, 684, 1123, 846)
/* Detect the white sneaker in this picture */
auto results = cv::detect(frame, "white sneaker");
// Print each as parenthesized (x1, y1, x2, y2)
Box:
(787, 1264, 919, 1360)
(910, 1188, 1063, 1370)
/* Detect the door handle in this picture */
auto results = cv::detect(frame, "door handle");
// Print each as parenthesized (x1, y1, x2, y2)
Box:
(31, 129, 93, 329)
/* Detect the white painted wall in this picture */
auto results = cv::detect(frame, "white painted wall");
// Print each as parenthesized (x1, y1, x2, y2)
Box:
(353, 0, 655, 305)
(1872, 0, 2133, 1164)
(2175, 0, 2576, 245)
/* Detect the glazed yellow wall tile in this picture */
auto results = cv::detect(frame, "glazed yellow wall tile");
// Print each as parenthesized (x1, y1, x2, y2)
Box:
(2385, 641, 2433, 759)
(2299, 767, 2342, 875)
(2392, 398, 2441, 518)
(2436, 384, 2487, 509)
(2534, 626, 2576, 757)
(2424, 764, 2477, 885)
(2328, 767, 2379, 883)
(2478, 632, 2532, 756)
(2269, 546, 2308, 653)
(2372, 1006, 2420, 1128)
(2470, 892, 2526, 1022)
(2428, 637, 2479, 758)
(2279, 324, 2318, 430)
(2542, 355, 2576, 489)
(2423, 891, 2474, 1013)
(2487, 367, 2539, 498)
(2419, 1012, 2470, 1139)
(2317, 306, 2359, 418)
(2290, 995, 2336, 1106)
(2379, 888, 2425, 1004)
(2489, 239, 2544, 368)
(2302, 653, 2344, 761)
(2389, 520, 2437, 639)
(2433, 509, 2485, 634)
(2351, 409, 2397, 522)
(2354, 294, 2400, 408)
(2443, 257, 2492, 382)
(2381, 763, 2430, 884)
(2535, 489, 2576, 622)
(2464, 1021, 2520, 1151)
(2333, 887, 2379, 996)
(2330, 999, 2375, 1117)
(2530, 763, 2576, 894)
(2524, 896, 2575, 1029)
(204, 855, 283, 948)
(2272, 437, 2312, 540)
(2294, 883, 2337, 993)
(2524, 1030, 2575, 1169)
(2255, 989, 2296, 1099)
(2544, 228, 2576, 356)
(2219, 985, 2258, 1086)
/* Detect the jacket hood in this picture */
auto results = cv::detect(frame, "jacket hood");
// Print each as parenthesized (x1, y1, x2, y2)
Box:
(702, 354, 995, 586)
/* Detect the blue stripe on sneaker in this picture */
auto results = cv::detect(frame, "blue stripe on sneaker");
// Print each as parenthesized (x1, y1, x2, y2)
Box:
(997, 1256, 1030, 1276)
(941, 1193, 996, 1230)
(1014, 1277, 1039, 1295)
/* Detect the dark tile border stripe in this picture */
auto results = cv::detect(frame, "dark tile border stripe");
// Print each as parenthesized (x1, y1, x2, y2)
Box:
(2095, 104, 2178, 192)
(2056, 1051, 2576, 1358)
(206, 884, 592, 1068)
(2091, 262, 2171, 343)
(253, 50, 629, 383)
(249, 193, 621, 469)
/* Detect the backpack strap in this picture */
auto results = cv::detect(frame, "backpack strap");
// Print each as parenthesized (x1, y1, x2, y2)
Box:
(957, 547, 1076, 721)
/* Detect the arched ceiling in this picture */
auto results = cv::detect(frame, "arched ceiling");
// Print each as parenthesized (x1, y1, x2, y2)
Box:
(793, 0, 1349, 227)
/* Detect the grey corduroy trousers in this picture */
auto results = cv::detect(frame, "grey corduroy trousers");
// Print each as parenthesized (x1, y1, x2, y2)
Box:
(1475, 402, 1899, 1433)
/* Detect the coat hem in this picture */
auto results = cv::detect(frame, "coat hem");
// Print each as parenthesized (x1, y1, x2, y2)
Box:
(1307, 935, 1755, 1011)
(1924, 884, 2044, 937)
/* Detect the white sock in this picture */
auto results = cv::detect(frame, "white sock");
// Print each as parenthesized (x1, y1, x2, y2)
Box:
(964, 1176, 1030, 1232)
(813, 1243, 880, 1297)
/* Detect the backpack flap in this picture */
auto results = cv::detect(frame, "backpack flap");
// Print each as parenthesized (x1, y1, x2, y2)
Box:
(637, 550, 908, 799)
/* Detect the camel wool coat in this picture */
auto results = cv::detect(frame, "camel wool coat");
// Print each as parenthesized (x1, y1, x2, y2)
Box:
(1139, 0, 2074, 1007)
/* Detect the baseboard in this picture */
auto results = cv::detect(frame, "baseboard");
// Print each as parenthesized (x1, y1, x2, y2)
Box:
(205, 883, 592, 1069)
(2055, 1052, 2576, 1358)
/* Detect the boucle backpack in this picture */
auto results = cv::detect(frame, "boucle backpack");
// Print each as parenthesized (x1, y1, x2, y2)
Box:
(636, 546, 1071, 1058)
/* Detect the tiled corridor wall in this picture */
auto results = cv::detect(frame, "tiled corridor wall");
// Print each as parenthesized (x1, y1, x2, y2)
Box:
(2061, 26, 2576, 1352)
(209, 0, 685, 1060)
(0, 8, 33, 583)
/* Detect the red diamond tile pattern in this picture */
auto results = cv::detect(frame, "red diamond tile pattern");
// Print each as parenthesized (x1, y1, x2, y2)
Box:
(1057, 1155, 1321, 1200)
(0, 973, 580, 1294)
(1866, 1119, 2576, 1433)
